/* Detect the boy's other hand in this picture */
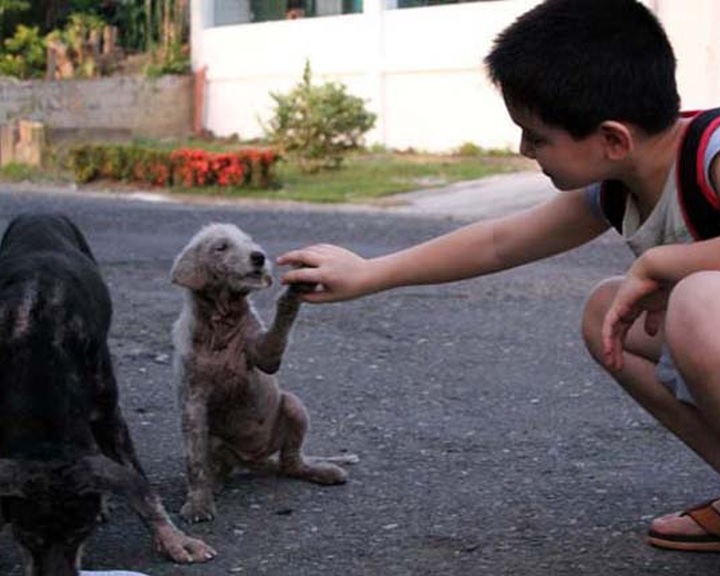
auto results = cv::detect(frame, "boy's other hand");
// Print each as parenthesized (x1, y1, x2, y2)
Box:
(601, 272, 666, 371)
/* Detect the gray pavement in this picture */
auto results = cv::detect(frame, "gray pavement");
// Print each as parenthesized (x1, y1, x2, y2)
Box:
(1, 177, 719, 576)
(374, 170, 557, 220)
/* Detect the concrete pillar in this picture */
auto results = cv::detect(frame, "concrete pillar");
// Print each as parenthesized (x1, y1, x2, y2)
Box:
(0, 120, 45, 167)
(15, 121, 45, 166)
(0, 122, 17, 166)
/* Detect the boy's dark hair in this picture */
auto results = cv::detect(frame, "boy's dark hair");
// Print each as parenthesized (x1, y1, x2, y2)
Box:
(485, 0, 680, 138)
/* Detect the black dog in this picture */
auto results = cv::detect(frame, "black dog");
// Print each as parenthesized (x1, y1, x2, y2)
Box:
(0, 214, 215, 575)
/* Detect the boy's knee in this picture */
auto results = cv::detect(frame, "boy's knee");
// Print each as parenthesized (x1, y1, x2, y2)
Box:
(666, 271, 720, 341)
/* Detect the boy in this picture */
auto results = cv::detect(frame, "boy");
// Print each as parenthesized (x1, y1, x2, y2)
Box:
(278, 0, 720, 552)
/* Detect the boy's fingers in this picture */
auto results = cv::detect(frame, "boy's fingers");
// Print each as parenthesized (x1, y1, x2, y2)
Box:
(601, 313, 626, 371)
(277, 244, 334, 267)
(603, 338, 622, 371)
(281, 266, 322, 286)
(277, 250, 315, 267)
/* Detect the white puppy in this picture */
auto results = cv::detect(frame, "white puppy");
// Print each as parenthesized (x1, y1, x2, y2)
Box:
(171, 223, 353, 523)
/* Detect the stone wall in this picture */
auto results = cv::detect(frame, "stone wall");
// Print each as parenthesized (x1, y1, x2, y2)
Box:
(0, 75, 193, 143)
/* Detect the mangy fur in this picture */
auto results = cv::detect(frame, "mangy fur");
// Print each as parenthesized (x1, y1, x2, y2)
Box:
(170, 223, 353, 523)
(0, 213, 214, 576)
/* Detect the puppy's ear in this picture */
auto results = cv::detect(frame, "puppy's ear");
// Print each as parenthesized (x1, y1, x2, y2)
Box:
(171, 246, 209, 290)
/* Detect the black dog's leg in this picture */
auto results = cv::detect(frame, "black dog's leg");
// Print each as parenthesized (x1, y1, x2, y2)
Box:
(90, 349, 216, 563)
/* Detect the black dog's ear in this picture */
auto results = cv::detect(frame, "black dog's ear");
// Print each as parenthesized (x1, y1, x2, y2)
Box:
(170, 245, 209, 290)
(59, 214, 97, 262)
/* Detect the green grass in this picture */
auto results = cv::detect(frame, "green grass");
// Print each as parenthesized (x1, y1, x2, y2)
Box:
(273, 154, 504, 203)
(0, 162, 74, 184)
(173, 152, 530, 204)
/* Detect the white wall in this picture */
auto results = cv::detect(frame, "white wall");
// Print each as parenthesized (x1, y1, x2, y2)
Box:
(191, 0, 720, 153)
(653, 0, 720, 111)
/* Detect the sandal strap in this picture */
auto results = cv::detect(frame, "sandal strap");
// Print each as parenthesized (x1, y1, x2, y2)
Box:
(684, 500, 720, 538)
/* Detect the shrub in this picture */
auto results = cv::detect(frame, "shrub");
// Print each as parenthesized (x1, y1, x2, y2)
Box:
(68, 144, 280, 190)
(68, 145, 99, 183)
(46, 12, 115, 78)
(170, 148, 278, 188)
(264, 61, 376, 173)
(144, 45, 191, 78)
(0, 25, 46, 79)
(455, 142, 483, 157)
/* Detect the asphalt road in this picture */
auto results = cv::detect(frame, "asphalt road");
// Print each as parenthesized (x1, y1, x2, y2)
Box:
(0, 187, 719, 576)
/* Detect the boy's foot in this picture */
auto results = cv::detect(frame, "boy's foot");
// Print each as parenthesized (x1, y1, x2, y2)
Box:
(648, 499, 720, 552)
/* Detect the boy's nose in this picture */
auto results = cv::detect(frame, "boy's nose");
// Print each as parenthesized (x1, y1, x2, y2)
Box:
(519, 137, 536, 160)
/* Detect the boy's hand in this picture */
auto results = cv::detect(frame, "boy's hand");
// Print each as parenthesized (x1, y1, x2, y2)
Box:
(285, 264, 319, 295)
(277, 244, 372, 303)
(601, 270, 667, 371)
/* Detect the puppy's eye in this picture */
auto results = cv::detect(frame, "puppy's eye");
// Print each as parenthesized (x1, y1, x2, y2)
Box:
(214, 241, 229, 253)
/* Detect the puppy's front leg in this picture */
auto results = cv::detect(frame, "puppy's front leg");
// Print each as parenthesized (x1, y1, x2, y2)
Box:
(248, 287, 301, 374)
(179, 377, 217, 523)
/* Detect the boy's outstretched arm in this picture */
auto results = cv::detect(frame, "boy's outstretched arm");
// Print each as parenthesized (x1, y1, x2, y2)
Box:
(278, 189, 608, 303)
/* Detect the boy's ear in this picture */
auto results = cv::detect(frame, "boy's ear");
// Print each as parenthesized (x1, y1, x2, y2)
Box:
(598, 121, 633, 160)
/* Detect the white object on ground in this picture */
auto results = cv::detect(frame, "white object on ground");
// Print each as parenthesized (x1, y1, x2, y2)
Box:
(80, 571, 150, 576)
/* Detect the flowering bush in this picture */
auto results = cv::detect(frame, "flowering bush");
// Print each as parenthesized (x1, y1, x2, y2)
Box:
(69, 144, 279, 190)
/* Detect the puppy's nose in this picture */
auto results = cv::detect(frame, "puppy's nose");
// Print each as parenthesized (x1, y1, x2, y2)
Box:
(250, 251, 266, 268)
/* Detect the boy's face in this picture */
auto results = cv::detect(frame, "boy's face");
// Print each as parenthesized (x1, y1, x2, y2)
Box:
(506, 101, 610, 191)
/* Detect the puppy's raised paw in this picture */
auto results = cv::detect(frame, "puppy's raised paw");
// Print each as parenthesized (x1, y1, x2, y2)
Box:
(287, 263, 318, 294)
(287, 282, 319, 296)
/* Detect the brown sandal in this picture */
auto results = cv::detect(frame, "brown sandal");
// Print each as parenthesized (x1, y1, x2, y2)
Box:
(648, 499, 720, 552)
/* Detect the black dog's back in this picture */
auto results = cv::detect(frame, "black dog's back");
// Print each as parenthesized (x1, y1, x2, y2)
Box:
(0, 213, 95, 260)
(0, 213, 110, 461)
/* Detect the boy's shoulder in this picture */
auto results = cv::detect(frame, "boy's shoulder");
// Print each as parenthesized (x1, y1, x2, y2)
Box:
(675, 107, 720, 239)
(601, 107, 720, 239)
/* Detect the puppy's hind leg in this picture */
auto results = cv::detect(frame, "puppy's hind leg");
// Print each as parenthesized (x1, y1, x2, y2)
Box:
(208, 436, 241, 491)
(277, 392, 348, 485)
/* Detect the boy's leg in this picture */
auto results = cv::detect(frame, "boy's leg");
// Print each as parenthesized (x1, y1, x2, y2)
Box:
(649, 271, 720, 541)
(583, 276, 720, 544)
(665, 271, 720, 438)
(583, 277, 720, 470)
